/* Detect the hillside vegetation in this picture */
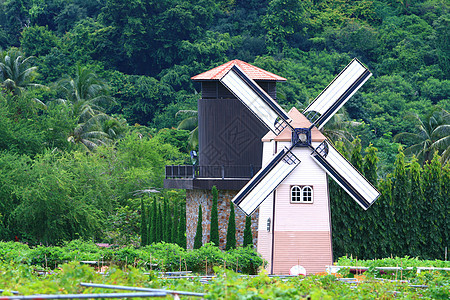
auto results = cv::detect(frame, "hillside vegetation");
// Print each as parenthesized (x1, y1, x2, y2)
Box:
(0, 0, 448, 256)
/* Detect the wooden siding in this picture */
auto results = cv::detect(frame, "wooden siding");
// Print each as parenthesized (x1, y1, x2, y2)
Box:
(273, 231, 332, 275)
(198, 98, 267, 171)
(257, 141, 333, 274)
(201, 81, 277, 100)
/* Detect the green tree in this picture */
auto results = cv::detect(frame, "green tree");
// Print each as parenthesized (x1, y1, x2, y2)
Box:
(140, 198, 148, 246)
(193, 204, 203, 249)
(176, 109, 198, 150)
(262, 0, 305, 53)
(210, 186, 219, 247)
(56, 65, 114, 122)
(225, 203, 236, 250)
(150, 198, 158, 244)
(408, 157, 423, 256)
(177, 205, 186, 248)
(394, 109, 450, 165)
(243, 216, 253, 248)
(391, 149, 409, 257)
(422, 154, 444, 259)
(171, 204, 179, 243)
(0, 48, 46, 96)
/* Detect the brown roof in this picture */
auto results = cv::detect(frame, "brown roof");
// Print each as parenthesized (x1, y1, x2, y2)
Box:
(262, 107, 327, 142)
(191, 59, 287, 81)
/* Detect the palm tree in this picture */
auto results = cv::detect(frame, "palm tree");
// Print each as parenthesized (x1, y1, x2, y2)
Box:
(56, 65, 115, 122)
(57, 66, 118, 150)
(67, 113, 113, 151)
(0, 48, 46, 96)
(394, 109, 450, 164)
(321, 110, 362, 148)
(176, 109, 198, 150)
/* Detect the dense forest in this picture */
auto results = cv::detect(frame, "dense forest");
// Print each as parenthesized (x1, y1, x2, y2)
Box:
(0, 0, 448, 255)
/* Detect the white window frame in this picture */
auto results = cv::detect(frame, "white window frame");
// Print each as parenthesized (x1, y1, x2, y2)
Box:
(290, 185, 314, 204)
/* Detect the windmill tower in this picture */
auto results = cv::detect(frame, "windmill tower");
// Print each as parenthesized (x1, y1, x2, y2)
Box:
(219, 58, 380, 274)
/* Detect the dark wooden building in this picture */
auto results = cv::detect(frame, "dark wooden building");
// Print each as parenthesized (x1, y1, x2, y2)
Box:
(164, 60, 286, 249)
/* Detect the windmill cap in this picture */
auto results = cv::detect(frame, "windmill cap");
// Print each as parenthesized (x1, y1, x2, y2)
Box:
(262, 107, 327, 142)
(191, 59, 287, 81)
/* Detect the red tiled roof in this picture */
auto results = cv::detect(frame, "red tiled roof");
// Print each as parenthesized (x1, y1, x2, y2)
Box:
(262, 107, 326, 142)
(191, 59, 287, 81)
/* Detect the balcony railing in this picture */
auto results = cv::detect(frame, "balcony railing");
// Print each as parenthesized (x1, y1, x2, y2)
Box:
(165, 165, 261, 180)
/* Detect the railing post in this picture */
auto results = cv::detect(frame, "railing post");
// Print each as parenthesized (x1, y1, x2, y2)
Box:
(171, 165, 174, 178)
(192, 165, 196, 179)
(221, 165, 225, 179)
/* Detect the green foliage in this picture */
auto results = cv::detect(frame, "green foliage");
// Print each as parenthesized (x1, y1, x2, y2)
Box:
(140, 198, 148, 246)
(243, 216, 253, 248)
(193, 204, 203, 249)
(226, 203, 236, 250)
(210, 186, 219, 247)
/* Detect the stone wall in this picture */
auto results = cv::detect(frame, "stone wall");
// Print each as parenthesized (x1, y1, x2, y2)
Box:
(186, 189, 258, 250)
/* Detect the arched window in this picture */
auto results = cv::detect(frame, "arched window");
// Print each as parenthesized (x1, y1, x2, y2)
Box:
(302, 186, 313, 203)
(291, 185, 302, 202)
(290, 185, 314, 203)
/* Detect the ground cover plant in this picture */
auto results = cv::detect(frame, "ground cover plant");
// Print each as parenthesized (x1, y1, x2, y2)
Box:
(0, 259, 448, 299)
(0, 240, 264, 275)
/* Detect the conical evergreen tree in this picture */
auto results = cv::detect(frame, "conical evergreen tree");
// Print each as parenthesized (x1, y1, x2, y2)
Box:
(171, 204, 179, 243)
(349, 137, 364, 257)
(362, 144, 379, 259)
(392, 149, 409, 256)
(225, 202, 236, 250)
(210, 186, 219, 246)
(422, 154, 443, 259)
(163, 198, 169, 242)
(147, 200, 153, 244)
(193, 204, 203, 249)
(243, 216, 253, 247)
(157, 203, 163, 242)
(178, 205, 186, 249)
(408, 157, 423, 256)
(140, 198, 148, 246)
(150, 198, 158, 244)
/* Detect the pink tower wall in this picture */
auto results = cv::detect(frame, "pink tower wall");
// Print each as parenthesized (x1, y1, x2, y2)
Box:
(258, 141, 333, 275)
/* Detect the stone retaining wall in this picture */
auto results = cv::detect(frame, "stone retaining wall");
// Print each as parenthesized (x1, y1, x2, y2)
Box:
(186, 189, 258, 250)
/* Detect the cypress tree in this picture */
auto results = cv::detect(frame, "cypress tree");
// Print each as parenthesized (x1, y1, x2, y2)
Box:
(210, 186, 219, 246)
(349, 137, 365, 257)
(422, 154, 443, 259)
(151, 198, 158, 244)
(140, 198, 148, 246)
(408, 157, 423, 256)
(392, 149, 409, 256)
(163, 198, 169, 242)
(441, 163, 449, 253)
(329, 141, 350, 258)
(243, 216, 253, 247)
(193, 204, 203, 249)
(171, 205, 178, 243)
(157, 203, 163, 242)
(147, 200, 153, 244)
(376, 176, 393, 258)
(362, 144, 379, 259)
(178, 205, 186, 249)
(225, 202, 236, 250)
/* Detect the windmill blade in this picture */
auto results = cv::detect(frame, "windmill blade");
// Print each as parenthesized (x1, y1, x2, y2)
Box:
(311, 141, 380, 210)
(220, 65, 292, 135)
(233, 147, 300, 215)
(304, 58, 372, 130)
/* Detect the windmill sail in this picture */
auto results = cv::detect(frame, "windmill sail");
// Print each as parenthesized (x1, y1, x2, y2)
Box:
(311, 141, 380, 210)
(304, 58, 372, 130)
(220, 65, 292, 135)
(233, 148, 300, 215)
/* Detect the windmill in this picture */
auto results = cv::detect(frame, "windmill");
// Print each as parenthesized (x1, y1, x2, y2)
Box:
(219, 58, 380, 274)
